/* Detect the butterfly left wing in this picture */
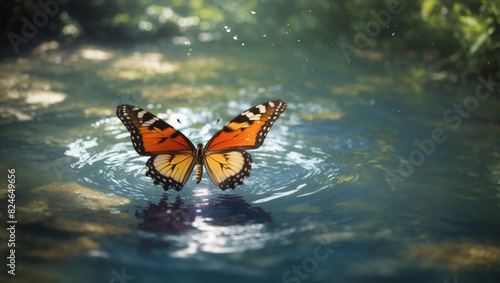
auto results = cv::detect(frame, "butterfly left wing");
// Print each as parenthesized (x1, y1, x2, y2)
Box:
(203, 100, 287, 190)
(146, 153, 196, 191)
(116, 104, 196, 155)
(116, 105, 197, 191)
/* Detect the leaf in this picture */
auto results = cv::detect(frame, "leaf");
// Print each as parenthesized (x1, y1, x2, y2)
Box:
(469, 31, 489, 55)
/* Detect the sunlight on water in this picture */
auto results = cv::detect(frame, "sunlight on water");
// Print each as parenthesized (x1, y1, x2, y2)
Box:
(170, 220, 269, 255)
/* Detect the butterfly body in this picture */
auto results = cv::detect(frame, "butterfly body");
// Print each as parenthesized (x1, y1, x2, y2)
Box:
(194, 143, 204, 183)
(116, 100, 286, 191)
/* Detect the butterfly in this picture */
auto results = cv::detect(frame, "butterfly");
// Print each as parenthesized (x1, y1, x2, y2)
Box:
(116, 100, 287, 191)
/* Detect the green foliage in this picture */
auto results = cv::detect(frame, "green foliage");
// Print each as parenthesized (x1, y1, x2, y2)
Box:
(420, 0, 499, 77)
(2, 0, 498, 80)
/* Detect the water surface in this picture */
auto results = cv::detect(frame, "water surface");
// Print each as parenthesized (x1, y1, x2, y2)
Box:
(1, 42, 499, 283)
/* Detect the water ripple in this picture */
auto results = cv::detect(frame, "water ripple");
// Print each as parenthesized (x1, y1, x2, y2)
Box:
(66, 102, 359, 205)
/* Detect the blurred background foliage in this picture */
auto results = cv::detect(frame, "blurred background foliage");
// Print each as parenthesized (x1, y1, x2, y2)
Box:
(2, 0, 499, 81)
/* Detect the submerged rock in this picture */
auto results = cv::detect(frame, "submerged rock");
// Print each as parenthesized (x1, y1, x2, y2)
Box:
(18, 181, 134, 234)
(14, 182, 136, 263)
(30, 181, 130, 211)
(406, 241, 500, 270)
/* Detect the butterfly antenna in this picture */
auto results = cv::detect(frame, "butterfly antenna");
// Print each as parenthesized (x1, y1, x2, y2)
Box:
(199, 118, 221, 144)
(170, 115, 192, 137)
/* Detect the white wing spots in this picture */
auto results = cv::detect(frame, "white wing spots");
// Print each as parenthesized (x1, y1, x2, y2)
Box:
(249, 114, 262, 121)
(137, 110, 145, 119)
(243, 110, 263, 121)
(256, 104, 266, 113)
(249, 100, 287, 147)
(141, 117, 159, 127)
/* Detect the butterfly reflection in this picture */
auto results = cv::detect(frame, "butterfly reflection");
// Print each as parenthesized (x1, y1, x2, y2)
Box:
(135, 194, 272, 233)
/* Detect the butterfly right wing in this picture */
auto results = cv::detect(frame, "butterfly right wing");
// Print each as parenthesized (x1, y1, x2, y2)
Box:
(202, 100, 286, 190)
(203, 150, 252, 190)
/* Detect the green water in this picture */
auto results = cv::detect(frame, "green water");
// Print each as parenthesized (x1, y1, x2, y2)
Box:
(0, 42, 499, 283)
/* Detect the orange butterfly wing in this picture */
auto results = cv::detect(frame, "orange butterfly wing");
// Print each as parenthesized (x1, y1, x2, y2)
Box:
(116, 105, 195, 155)
(116, 105, 196, 191)
(205, 100, 287, 151)
(203, 100, 287, 190)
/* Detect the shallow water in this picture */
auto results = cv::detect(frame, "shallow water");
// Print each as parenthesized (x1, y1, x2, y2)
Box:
(1, 42, 500, 283)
